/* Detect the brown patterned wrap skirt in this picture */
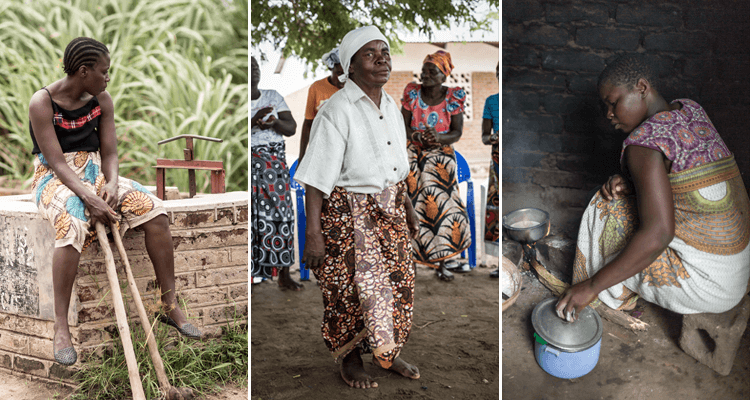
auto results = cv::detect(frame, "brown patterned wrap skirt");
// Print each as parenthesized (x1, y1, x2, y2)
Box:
(406, 142, 471, 268)
(313, 181, 415, 368)
(31, 151, 166, 253)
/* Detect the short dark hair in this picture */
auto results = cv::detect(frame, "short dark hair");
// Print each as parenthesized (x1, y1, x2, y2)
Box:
(598, 54, 657, 92)
(63, 37, 109, 76)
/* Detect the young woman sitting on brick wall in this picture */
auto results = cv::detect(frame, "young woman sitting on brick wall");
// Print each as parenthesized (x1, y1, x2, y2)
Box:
(28, 37, 201, 366)
(556, 54, 750, 322)
(401, 50, 472, 282)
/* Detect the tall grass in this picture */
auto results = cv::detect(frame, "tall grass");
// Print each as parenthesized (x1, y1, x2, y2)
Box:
(72, 309, 248, 399)
(0, 0, 248, 193)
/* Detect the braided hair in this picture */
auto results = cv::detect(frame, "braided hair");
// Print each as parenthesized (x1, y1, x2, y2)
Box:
(63, 37, 109, 76)
(597, 54, 657, 92)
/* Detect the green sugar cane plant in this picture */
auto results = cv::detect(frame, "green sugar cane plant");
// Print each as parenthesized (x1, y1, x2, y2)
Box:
(0, 0, 248, 193)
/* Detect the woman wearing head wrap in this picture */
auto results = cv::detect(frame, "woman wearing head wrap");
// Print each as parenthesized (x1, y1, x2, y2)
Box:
(251, 55, 303, 290)
(401, 50, 471, 281)
(28, 37, 201, 366)
(298, 47, 345, 162)
(295, 25, 421, 389)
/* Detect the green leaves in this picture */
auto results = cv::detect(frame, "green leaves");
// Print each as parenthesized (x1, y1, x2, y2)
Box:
(251, 0, 499, 68)
(72, 315, 248, 399)
(0, 0, 247, 193)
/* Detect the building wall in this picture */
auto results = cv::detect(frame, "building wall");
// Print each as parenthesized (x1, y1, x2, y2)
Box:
(503, 0, 750, 237)
(282, 42, 500, 177)
(0, 191, 248, 385)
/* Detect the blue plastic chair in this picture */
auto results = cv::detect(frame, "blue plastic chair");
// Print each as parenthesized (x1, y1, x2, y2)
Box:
(289, 160, 310, 280)
(455, 150, 477, 269)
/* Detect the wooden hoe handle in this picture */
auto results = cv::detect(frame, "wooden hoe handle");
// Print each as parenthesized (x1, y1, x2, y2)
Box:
(95, 222, 146, 400)
(109, 223, 174, 396)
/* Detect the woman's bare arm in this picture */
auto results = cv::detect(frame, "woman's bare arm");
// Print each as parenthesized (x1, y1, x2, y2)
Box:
(434, 112, 463, 146)
(97, 91, 120, 209)
(401, 107, 414, 141)
(557, 145, 674, 320)
(259, 110, 296, 137)
(301, 185, 326, 269)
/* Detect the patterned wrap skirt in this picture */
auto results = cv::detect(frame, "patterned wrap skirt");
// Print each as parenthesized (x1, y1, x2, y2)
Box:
(406, 142, 471, 268)
(484, 142, 499, 256)
(574, 155, 750, 314)
(251, 141, 295, 278)
(314, 181, 415, 368)
(31, 151, 166, 253)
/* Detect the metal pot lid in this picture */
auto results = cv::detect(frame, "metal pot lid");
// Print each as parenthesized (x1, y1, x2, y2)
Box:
(531, 297, 603, 352)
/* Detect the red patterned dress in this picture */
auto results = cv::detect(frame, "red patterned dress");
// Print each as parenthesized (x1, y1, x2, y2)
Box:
(402, 82, 471, 268)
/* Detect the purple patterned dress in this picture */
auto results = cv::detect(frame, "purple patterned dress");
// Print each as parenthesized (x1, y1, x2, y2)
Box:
(620, 99, 731, 173)
(572, 99, 750, 314)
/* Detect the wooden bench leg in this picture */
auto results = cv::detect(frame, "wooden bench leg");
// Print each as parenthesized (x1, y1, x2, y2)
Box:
(156, 168, 166, 200)
(211, 169, 225, 194)
(679, 295, 750, 375)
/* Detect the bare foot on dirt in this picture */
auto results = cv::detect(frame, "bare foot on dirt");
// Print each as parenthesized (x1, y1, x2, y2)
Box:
(374, 356, 420, 379)
(278, 267, 304, 291)
(341, 349, 378, 389)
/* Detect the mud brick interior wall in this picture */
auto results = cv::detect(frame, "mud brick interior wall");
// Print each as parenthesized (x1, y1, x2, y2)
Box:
(503, 0, 750, 237)
(0, 191, 248, 386)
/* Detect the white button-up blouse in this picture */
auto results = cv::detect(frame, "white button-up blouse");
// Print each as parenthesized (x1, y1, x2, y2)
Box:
(294, 80, 409, 197)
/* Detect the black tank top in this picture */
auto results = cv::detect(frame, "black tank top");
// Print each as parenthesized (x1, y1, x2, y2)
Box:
(30, 87, 101, 154)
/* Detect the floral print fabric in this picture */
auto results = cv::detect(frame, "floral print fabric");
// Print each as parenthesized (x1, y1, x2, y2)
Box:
(313, 182, 414, 367)
(621, 99, 731, 174)
(401, 82, 465, 135)
(31, 151, 165, 252)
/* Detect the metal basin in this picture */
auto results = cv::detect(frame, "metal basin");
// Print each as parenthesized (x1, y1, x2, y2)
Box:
(502, 207, 550, 244)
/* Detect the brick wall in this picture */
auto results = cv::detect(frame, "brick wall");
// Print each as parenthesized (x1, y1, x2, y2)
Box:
(0, 192, 248, 386)
(503, 0, 750, 236)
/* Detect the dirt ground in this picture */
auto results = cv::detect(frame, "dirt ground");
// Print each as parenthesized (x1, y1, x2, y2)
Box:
(502, 269, 750, 400)
(250, 262, 500, 400)
(0, 370, 248, 400)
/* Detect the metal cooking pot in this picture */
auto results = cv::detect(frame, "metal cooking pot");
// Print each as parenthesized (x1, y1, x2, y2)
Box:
(531, 297, 603, 379)
(502, 208, 550, 243)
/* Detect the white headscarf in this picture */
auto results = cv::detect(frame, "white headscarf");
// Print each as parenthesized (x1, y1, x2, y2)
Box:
(322, 47, 340, 69)
(338, 25, 389, 83)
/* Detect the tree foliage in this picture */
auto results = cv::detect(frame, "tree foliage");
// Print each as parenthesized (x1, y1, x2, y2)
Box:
(251, 0, 498, 67)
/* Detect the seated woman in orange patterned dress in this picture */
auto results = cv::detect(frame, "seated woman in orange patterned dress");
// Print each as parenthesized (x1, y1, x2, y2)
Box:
(401, 50, 471, 282)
